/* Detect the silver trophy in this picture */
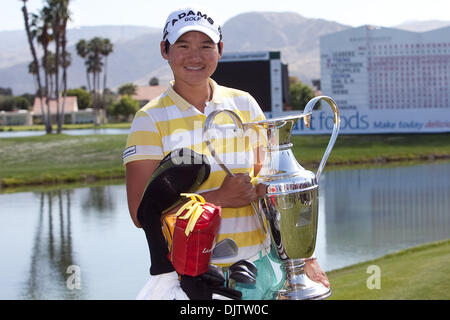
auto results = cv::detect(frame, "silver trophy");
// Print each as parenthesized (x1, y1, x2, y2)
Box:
(204, 96, 340, 300)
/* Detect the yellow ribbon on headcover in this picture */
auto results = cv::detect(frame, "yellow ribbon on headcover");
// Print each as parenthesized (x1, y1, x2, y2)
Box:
(175, 193, 207, 237)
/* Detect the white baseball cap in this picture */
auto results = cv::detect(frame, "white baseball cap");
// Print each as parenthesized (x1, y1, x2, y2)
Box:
(162, 6, 222, 44)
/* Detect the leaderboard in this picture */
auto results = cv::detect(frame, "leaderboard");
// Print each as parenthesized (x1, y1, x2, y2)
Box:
(368, 41, 450, 110)
(316, 25, 450, 134)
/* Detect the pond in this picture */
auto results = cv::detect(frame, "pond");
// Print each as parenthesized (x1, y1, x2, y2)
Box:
(0, 162, 449, 299)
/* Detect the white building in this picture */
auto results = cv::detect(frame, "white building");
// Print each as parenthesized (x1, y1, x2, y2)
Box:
(33, 96, 95, 124)
(310, 25, 450, 134)
(0, 110, 33, 126)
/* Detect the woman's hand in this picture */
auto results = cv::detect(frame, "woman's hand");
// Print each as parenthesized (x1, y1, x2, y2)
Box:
(202, 173, 263, 208)
(218, 173, 257, 207)
(304, 259, 330, 288)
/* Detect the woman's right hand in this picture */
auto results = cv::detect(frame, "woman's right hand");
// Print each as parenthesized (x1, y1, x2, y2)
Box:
(212, 173, 258, 208)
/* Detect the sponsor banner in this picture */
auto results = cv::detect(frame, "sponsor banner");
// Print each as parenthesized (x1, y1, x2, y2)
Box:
(220, 52, 270, 62)
(265, 109, 450, 135)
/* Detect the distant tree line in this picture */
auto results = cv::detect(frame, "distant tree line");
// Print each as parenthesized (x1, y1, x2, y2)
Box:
(0, 81, 152, 122)
(0, 87, 34, 112)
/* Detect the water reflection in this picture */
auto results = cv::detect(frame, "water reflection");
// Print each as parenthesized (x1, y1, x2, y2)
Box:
(22, 190, 83, 299)
(81, 186, 115, 214)
(0, 162, 449, 299)
(0, 184, 149, 300)
(317, 162, 450, 271)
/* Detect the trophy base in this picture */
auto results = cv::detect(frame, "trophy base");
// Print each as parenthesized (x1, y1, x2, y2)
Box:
(276, 259, 332, 300)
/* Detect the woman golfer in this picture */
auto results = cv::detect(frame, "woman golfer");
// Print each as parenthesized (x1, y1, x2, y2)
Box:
(124, 5, 329, 300)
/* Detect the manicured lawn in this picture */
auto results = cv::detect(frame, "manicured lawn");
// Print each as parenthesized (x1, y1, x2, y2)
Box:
(0, 132, 449, 188)
(292, 133, 450, 167)
(0, 134, 127, 187)
(327, 239, 450, 300)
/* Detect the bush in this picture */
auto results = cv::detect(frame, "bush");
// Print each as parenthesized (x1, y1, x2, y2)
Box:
(149, 77, 159, 86)
(14, 96, 31, 110)
(0, 96, 30, 111)
(20, 93, 35, 106)
(118, 83, 137, 96)
(66, 88, 92, 110)
(108, 96, 139, 120)
(0, 96, 16, 111)
(289, 81, 315, 110)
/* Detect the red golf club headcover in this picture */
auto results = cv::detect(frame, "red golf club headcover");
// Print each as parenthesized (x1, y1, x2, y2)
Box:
(169, 194, 221, 277)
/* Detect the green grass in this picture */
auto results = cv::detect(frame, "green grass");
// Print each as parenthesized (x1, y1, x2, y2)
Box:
(292, 133, 450, 168)
(0, 134, 127, 188)
(0, 133, 450, 189)
(327, 239, 450, 300)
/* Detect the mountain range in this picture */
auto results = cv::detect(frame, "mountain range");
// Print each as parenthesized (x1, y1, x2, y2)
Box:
(0, 12, 449, 95)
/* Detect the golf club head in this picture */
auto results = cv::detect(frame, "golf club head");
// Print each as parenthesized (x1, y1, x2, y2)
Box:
(201, 264, 226, 286)
(229, 270, 256, 284)
(229, 264, 256, 279)
(208, 264, 225, 282)
(230, 259, 258, 275)
(212, 238, 238, 259)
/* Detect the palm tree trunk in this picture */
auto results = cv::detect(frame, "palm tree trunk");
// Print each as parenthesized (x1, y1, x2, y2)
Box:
(43, 40, 49, 104)
(86, 71, 92, 92)
(93, 70, 99, 126)
(97, 68, 102, 123)
(21, 1, 52, 134)
(60, 20, 69, 131)
(53, 14, 62, 134)
(102, 57, 108, 113)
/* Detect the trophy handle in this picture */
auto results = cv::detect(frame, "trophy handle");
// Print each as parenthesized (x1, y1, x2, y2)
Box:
(204, 109, 244, 176)
(204, 109, 267, 236)
(302, 96, 340, 183)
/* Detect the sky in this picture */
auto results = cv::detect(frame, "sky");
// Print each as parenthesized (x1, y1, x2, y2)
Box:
(2, 0, 450, 32)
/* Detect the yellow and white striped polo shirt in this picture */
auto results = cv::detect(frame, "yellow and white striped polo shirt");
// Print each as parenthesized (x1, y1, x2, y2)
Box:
(123, 78, 271, 265)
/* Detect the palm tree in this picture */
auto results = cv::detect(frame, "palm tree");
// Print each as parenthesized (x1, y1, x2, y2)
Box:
(28, 61, 39, 89)
(76, 36, 113, 125)
(21, 0, 52, 133)
(76, 40, 91, 92)
(44, 51, 57, 95)
(21, 0, 71, 133)
(88, 37, 103, 95)
(33, 6, 55, 130)
(52, 0, 71, 133)
(88, 38, 103, 124)
(32, 7, 52, 99)
(100, 38, 113, 109)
